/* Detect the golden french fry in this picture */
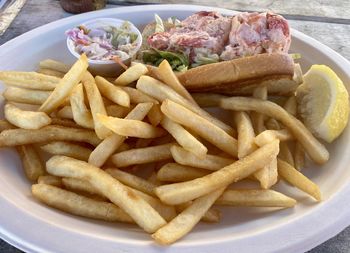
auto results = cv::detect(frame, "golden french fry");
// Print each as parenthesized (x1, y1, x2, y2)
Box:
(57, 106, 73, 119)
(37, 68, 65, 78)
(175, 202, 221, 223)
(157, 163, 209, 182)
(39, 54, 88, 113)
(88, 103, 153, 167)
(254, 129, 294, 147)
(215, 189, 296, 207)
(16, 145, 45, 181)
(32, 184, 134, 223)
(51, 118, 81, 128)
(0, 125, 101, 147)
(62, 177, 176, 222)
(294, 142, 305, 171)
(152, 187, 225, 245)
(105, 168, 156, 197)
(38, 175, 62, 187)
(254, 157, 278, 189)
(4, 103, 51, 129)
(161, 99, 237, 157)
(3, 87, 50, 105)
(82, 71, 111, 139)
(106, 105, 131, 118)
(170, 145, 234, 171)
(137, 76, 234, 135)
(158, 60, 197, 105)
(70, 83, 94, 129)
(40, 141, 92, 161)
(46, 156, 166, 233)
(95, 76, 130, 107)
(111, 143, 174, 167)
(97, 114, 166, 138)
(279, 142, 295, 167)
(39, 59, 71, 73)
(0, 120, 15, 132)
(155, 140, 279, 205)
(114, 63, 148, 86)
(277, 159, 321, 201)
(161, 116, 207, 158)
(220, 97, 329, 164)
(121, 87, 158, 104)
(0, 71, 59, 90)
(192, 93, 227, 107)
(251, 86, 267, 134)
(148, 104, 163, 126)
(234, 111, 257, 158)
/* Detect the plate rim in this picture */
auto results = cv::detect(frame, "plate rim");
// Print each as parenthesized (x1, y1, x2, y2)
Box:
(0, 4, 350, 253)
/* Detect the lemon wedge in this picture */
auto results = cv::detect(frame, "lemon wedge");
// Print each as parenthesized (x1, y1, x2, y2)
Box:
(296, 65, 349, 143)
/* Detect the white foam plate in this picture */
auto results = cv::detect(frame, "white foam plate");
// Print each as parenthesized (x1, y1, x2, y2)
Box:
(0, 4, 350, 253)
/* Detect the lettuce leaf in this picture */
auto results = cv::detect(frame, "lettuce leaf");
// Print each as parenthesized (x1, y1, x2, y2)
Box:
(142, 49, 189, 71)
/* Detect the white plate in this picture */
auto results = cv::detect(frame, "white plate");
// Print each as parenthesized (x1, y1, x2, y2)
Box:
(0, 4, 350, 253)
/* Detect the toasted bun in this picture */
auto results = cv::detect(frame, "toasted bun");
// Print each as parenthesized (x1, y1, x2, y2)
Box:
(177, 53, 295, 94)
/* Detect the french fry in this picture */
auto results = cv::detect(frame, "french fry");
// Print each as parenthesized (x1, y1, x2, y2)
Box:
(16, 145, 45, 181)
(37, 68, 65, 78)
(279, 142, 295, 167)
(111, 143, 174, 167)
(62, 177, 176, 221)
(175, 202, 221, 223)
(254, 157, 278, 189)
(192, 93, 227, 107)
(251, 86, 267, 134)
(39, 59, 71, 73)
(38, 175, 62, 187)
(95, 76, 130, 107)
(137, 76, 234, 135)
(135, 138, 153, 149)
(0, 120, 15, 132)
(39, 54, 88, 113)
(234, 111, 257, 158)
(147, 104, 163, 126)
(82, 71, 111, 139)
(254, 129, 294, 147)
(4, 103, 51, 129)
(40, 141, 92, 161)
(97, 114, 166, 138)
(152, 187, 225, 245)
(0, 125, 101, 147)
(70, 83, 94, 129)
(158, 60, 197, 105)
(88, 103, 153, 167)
(0, 71, 59, 90)
(220, 97, 329, 164)
(32, 184, 134, 223)
(106, 105, 131, 118)
(155, 140, 279, 205)
(105, 168, 156, 197)
(51, 118, 81, 128)
(114, 63, 148, 86)
(57, 106, 73, 119)
(157, 163, 209, 182)
(3, 87, 50, 105)
(46, 156, 166, 233)
(121, 87, 158, 104)
(161, 99, 237, 157)
(277, 159, 321, 201)
(265, 118, 281, 130)
(170, 145, 234, 170)
(161, 116, 207, 158)
(283, 96, 297, 116)
(215, 189, 296, 207)
(294, 142, 305, 171)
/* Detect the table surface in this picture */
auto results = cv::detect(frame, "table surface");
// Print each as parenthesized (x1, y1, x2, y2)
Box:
(0, 0, 349, 252)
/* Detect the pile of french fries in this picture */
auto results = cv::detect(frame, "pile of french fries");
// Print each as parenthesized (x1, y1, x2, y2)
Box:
(0, 54, 329, 244)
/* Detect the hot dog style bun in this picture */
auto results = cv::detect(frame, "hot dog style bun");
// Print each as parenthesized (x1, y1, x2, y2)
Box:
(141, 11, 302, 95)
